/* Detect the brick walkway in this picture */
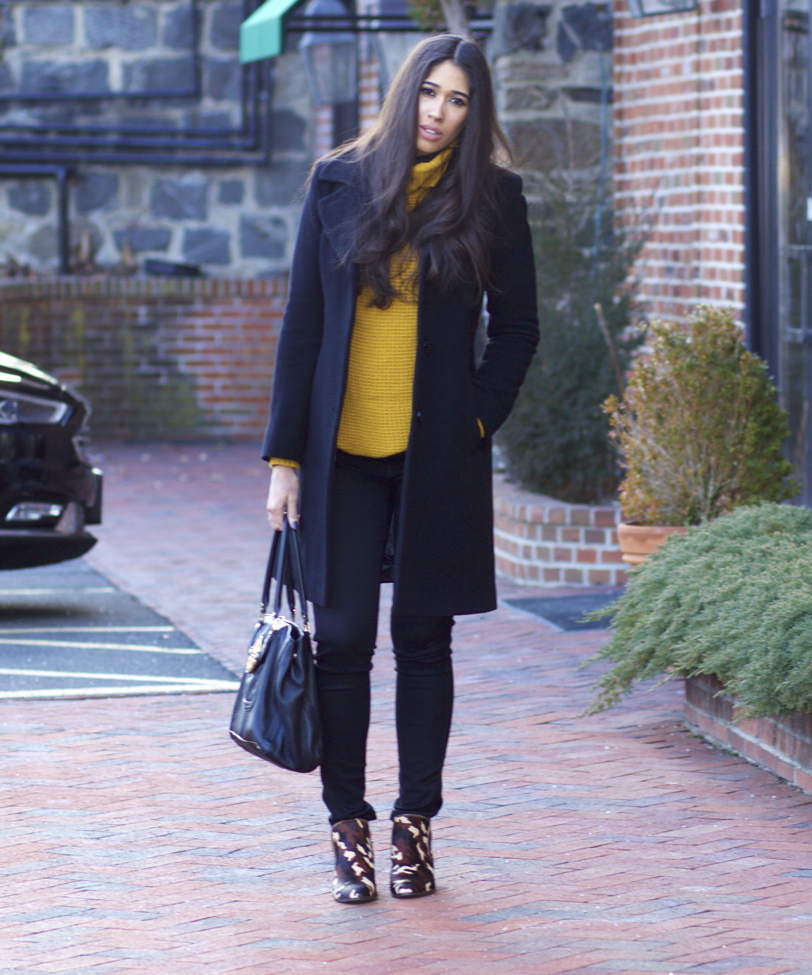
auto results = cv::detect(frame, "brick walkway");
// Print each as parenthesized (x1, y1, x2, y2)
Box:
(2, 443, 811, 974)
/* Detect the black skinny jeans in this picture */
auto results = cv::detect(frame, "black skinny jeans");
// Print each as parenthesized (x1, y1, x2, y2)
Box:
(313, 450, 454, 826)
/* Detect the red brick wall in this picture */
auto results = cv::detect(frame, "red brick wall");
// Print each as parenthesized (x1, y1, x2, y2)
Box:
(613, 0, 746, 321)
(0, 276, 287, 440)
(493, 475, 626, 587)
(357, 2, 381, 136)
(685, 674, 812, 795)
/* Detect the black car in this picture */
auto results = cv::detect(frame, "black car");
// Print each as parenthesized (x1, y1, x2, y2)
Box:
(0, 351, 102, 570)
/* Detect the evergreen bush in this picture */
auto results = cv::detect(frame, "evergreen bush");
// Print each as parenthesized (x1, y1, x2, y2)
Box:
(606, 307, 797, 526)
(586, 503, 812, 717)
(497, 173, 648, 504)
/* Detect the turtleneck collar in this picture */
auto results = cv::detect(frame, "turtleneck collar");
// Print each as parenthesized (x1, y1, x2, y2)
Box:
(407, 146, 454, 210)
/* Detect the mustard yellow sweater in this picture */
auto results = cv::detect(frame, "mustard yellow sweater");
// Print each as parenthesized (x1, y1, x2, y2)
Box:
(271, 149, 459, 468)
(336, 149, 451, 457)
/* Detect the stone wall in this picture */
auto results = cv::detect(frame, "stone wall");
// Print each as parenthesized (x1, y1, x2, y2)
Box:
(0, 1, 616, 278)
(0, 275, 286, 439)
(490, 0, 614, 200)
(0, 1, 312, 276)
(613, 0, 745, 321)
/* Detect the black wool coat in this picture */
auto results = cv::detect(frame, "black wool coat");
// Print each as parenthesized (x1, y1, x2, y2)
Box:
(261, 154, 539, 617)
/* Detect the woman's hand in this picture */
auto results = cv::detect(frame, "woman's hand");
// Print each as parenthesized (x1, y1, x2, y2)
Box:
(266, 465, 299, 531)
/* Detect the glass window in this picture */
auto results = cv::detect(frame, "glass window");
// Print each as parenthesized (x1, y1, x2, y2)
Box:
(779, 0, 812, 503)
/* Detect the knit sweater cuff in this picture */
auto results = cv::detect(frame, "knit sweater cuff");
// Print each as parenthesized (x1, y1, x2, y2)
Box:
(269, 458, 300, 470)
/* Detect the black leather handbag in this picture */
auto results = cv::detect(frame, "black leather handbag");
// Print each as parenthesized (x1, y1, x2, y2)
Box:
(229, 517, 322, 773)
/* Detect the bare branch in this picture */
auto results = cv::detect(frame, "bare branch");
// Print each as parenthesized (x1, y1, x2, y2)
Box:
(439, 0, 472, 38)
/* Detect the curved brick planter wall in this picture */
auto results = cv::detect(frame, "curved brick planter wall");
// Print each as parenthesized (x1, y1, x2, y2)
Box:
(493, 475, 626, 587)
(0, 275, 287, 439)
(685, 674, 812, 795)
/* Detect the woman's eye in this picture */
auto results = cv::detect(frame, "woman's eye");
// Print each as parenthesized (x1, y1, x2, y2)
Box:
(421, 87, 434, 97)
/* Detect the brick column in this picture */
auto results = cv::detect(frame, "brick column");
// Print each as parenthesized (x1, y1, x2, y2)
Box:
(357, 0, 382, 131)
(613, 0, 746, 321)
(313, 104, 334, 159)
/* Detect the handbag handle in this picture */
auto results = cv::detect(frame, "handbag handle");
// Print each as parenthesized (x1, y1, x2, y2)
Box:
(271, 519, 294, 619)
(260, 516, 310, 631)
(285, 520, 309, 627)
(259, 522, 282, 616)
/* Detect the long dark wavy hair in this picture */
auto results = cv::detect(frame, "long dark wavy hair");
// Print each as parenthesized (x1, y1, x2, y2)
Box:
(330, 34, 512, 307)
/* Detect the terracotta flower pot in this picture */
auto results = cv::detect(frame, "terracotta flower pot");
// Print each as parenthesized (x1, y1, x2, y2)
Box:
(617, 522, 687, 566)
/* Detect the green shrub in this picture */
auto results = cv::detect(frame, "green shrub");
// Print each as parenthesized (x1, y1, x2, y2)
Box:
(497, 173, 647, 504)
(586, 503, 812, 717)
(606, 307, 797, 526)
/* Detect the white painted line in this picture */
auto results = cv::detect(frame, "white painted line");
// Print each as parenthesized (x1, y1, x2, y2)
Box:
(0, 626, 175, 634)
(0, 682, 240, 700)
(0, 638, 201, 655)
(0, 588, 116, 595)
(0, 667, 234, 686)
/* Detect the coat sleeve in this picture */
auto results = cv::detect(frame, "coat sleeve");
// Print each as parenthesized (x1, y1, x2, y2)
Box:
(474, 175, 539, 437)
(261, 174, 326, 463)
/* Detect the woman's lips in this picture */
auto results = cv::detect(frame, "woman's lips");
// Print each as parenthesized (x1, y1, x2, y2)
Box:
(419, 125, 443, 141)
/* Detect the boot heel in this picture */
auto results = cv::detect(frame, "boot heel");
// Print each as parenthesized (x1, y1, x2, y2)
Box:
(332, 818, 377, 903)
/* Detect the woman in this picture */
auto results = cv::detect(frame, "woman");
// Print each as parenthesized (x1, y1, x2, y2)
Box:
(263, 33, 538, 904)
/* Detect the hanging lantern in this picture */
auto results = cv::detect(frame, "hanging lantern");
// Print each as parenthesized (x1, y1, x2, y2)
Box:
(299, 0, 358, 107)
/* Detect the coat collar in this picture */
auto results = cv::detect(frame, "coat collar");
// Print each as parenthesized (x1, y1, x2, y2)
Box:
(314, 155, 362, 256)
(315, 153, 360, 187)
(313, 152, 450, 268)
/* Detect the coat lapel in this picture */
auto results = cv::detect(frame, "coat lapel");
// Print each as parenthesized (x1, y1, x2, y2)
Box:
(316, 157, 363, 258)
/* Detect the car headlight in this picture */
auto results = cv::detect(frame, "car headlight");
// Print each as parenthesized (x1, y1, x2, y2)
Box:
(0, 392, 69, 425)
(6, 502, 64, 522)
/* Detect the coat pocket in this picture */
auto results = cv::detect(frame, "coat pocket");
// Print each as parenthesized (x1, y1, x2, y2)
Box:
(466, 381, 486, 454)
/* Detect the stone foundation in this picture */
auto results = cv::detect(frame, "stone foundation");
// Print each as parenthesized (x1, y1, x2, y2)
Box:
(684, 673, 812, 795)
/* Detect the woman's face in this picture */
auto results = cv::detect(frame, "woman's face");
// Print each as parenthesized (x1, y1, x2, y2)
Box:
(416, 60, 471, 155)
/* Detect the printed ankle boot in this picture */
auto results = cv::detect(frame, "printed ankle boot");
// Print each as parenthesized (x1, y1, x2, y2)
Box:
(331, 818, 376, 903)
(390, 814, 436, 898)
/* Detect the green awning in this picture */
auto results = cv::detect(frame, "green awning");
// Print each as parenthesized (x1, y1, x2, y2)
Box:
(240, 0, 302, 63)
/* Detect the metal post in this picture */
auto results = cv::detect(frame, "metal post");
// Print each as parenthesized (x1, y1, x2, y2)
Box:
(743, 0, 763, 356)
(57, 168, 70, 276)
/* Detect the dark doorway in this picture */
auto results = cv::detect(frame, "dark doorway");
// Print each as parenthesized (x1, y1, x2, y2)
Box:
(753, 0, 812, 506)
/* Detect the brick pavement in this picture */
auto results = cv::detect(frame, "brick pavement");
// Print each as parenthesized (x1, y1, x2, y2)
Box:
(1, 443, 811, 973)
